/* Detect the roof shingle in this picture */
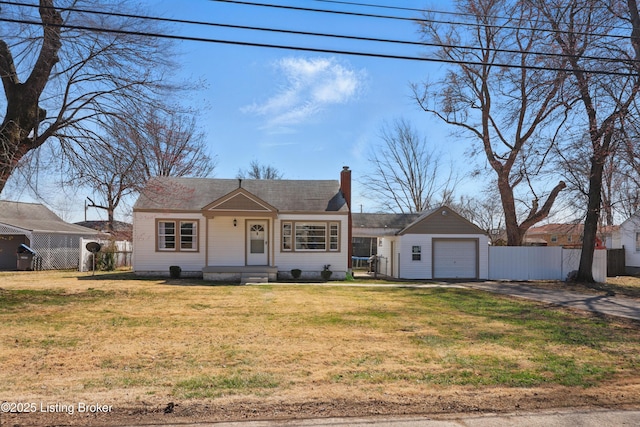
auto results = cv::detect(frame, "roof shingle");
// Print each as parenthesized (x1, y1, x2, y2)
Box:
(134, 177, 348, 213)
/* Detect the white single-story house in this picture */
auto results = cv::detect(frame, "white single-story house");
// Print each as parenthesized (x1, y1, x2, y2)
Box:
(0, 200, 99, 270)
(353, 207, 489, 280)
(133, 168, 352, 281)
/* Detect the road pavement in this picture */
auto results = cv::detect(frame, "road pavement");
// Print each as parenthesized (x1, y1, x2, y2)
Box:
(139, 408, 640, 426)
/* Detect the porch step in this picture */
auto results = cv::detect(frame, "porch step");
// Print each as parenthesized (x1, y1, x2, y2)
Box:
(240, 272, 270, 285)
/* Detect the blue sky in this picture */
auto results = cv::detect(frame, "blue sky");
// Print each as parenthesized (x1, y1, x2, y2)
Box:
(6, 0, 478, 222)
(154, 0, 472, 212)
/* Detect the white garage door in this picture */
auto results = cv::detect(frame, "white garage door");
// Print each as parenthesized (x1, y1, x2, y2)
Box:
(433, 239, 477, 279)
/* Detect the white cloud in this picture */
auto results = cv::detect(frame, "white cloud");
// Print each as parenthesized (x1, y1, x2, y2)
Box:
(242, 57, 366, 130)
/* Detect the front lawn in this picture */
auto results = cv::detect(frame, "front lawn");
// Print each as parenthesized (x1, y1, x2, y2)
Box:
(1, 270, 639, 424)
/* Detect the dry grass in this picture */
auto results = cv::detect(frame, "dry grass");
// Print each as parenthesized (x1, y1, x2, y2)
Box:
(604, 275, 640, 298)
(1, 270, 640, 422)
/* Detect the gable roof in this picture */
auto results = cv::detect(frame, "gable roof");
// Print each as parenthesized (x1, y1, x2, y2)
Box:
(0, 201, 99, 235)
(134, 177, 348, 213)
(399, 206, 486, 235)
(353, 207, 486, 237)
(202, 188, 278, 217)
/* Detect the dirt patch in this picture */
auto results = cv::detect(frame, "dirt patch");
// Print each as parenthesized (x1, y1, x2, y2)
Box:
(3, 382, 640, 426)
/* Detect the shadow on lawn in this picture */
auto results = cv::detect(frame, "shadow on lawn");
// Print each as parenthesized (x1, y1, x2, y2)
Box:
(75, 271, 239, 286)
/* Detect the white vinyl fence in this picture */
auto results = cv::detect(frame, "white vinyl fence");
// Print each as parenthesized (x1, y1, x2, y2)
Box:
(489, 247, 607, 283)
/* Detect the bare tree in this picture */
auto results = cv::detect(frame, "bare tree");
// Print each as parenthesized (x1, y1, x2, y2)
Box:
(130, 107, 216, 179)
(80, 144, 140, 233)
(63, 108, 216, 231)
(413, 0, 568, 245)
(360, 118, 460, 213)
(237, 161, 283, 180)
(0, 0, 174, 195)
(453, 190, 506, 244)
(554, 130, 631, 226)
(531, 0, 640, 282)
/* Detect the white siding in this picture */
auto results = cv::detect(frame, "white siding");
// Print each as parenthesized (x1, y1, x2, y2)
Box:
(133, 212, 206, 274)
(397, 234, 432, 279)
(620, 214, 640, 267)
(135, 212, 349, 277)
(376, 236, 396, 276)
(207, 216, 249, 266)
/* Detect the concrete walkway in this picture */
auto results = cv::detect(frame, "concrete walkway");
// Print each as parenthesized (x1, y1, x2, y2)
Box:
(464, 281, 640, 321)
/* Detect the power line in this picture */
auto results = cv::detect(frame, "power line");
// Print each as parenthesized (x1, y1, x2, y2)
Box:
(2, 0, 634, 57)
(211, 0, 632, 41)
(0, 2, 637, 76)
(1, 15, 635, 76)
(1, 0, 632, 45)
(315, 0, 629, 33)
(0, 0, 625, 65)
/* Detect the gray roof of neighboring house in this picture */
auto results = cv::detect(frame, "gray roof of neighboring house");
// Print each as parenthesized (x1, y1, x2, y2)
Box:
(134, 177, 348, 212)
(0, 201, 99, 235)
(354, 207, 486, 236)
(352, 213, 423, 230)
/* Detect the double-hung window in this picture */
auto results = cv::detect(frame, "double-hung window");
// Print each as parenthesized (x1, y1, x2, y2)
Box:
(157, 220, 198, 252)
(412, 245, 422, 261)
(180, 221, 198, 251)
(329, 223, 339, 251)
(282, 222, 293, 251)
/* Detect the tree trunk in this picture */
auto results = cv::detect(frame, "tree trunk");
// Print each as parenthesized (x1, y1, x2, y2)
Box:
(0, 0, 62, 194)
(577, 147, 607, 283)
(498, 174, 566, 246)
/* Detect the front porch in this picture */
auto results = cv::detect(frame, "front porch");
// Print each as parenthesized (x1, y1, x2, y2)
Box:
(202, 265, 278, 283)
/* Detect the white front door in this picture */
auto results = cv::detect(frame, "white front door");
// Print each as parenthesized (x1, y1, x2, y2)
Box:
(247, 220, 268, 265)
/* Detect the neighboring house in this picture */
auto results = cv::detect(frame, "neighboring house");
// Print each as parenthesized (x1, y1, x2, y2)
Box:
(0, 200, 99, 270)
(619, 212, 640, 274)
(353, 207, 489, 280)
(524, 223, 620, 249)
(133, 167, 352, 281)
(75, 220, 133, 242)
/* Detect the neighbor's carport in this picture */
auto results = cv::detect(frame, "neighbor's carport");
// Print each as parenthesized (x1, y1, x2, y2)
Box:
(0, 201, 99, 270)
(0, 234, 29, 270)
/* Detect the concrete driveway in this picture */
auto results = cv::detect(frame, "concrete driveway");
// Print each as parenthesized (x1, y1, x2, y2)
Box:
(464, 281, 640, 321)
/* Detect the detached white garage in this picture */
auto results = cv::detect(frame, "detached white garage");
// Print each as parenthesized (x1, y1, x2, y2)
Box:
(366, 206, 489, 280)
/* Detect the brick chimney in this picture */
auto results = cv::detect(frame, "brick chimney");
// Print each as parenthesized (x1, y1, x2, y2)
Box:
(340, 166, 352, 270)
